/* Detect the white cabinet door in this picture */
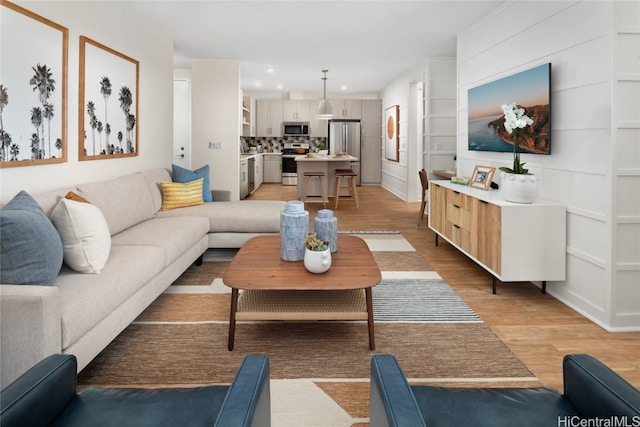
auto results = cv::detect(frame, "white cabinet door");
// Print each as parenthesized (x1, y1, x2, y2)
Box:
(331, 99, 362, 119)
(283, 100, 310, 121)
(240, 159, 249, 199)
(254, 155, 264, 189)
(264, 154, 282, 183)
(257, 100, 283, 137)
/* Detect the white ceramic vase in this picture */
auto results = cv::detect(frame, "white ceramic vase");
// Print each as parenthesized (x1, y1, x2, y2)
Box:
(500, 172, 539, 204)
(304, 248, 331, 274)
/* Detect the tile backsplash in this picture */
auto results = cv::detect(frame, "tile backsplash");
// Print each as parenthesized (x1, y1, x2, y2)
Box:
(240, 136, 327, 153)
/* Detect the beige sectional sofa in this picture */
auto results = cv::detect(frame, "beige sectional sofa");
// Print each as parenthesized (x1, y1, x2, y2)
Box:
(0, 168, 286, 387)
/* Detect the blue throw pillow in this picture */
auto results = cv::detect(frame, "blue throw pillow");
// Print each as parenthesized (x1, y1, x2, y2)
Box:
(0, 191, 63, 285)
(172, 164, 213, 202)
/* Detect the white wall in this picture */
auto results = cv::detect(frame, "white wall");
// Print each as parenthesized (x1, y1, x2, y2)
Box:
(381, 58, 457, 202)
(381, 62, 425, 201)
(190, 59, 242, 200)
(457, 0, 640, 330)
(0, 1, 174, 203)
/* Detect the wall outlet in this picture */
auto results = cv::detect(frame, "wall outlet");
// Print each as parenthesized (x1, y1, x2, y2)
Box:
(209, 141, 223, 149)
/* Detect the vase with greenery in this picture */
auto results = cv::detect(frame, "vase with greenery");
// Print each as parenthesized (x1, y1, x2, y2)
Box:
(302, 232, 331, 273)
(498, 102, 539, 203)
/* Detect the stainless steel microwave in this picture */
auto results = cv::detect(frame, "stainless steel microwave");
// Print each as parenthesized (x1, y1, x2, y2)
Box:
(282, 122, 310, 136)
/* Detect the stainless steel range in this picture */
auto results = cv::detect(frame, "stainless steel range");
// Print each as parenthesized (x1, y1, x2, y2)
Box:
(281, 142, 309, 186)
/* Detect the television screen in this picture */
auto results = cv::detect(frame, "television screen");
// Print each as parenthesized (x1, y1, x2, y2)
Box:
(468, 63, 551, 154)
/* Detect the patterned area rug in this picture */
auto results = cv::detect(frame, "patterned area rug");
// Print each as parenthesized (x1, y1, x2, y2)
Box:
(78, 233, 539, 427)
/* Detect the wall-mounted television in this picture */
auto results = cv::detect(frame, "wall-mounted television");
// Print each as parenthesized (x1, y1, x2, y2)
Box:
(468, 63, 551, 154)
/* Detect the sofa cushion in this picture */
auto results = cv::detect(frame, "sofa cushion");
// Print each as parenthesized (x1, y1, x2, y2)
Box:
(55, 244, 167, 349)
(50, 197, 111, 274)
(160, 179, 204, 211)
(139, 168, 172, 213)
(110, 216, 209, 265)
(77, 173, 156, 236)
(156, 200, 285, 233)
(0, 191, 63, 285)
(172, 164, 213, 202)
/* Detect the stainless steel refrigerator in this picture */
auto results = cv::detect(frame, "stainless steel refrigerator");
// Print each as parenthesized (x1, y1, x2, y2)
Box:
(328, 119, 361, 185)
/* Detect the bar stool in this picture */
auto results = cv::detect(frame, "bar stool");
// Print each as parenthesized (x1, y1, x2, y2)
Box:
(302, 171, 326, 208)
(334, 169, 359, 209)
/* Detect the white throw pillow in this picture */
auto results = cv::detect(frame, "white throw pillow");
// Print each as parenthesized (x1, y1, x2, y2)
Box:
(50, 197, 111, 274)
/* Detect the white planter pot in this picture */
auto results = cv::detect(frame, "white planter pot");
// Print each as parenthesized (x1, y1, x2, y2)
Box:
(500, 172, 539, 204)
(304, 248, 331, 274)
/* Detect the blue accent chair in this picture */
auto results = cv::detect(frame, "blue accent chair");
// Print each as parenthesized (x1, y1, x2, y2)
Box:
(1, 354, 270, 427)
(370, 353, 640, 427)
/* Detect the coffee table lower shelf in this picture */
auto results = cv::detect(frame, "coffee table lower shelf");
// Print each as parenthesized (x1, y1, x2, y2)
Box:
(228, 288, 375, 350)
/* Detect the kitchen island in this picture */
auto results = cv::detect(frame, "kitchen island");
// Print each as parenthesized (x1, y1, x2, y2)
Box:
(295, 154, 357, 201)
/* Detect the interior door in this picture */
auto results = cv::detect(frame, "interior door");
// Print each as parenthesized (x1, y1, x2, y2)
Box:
(173, 79, 190, 168)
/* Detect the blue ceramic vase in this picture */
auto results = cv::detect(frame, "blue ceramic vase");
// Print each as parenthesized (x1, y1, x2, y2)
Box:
(280, 201, 309, 261)
(314, 209, 338, 253)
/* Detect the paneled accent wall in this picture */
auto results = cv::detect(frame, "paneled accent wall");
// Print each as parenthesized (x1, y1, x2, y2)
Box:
(457, 1, 639, 330)
(612, 1, 640, 329)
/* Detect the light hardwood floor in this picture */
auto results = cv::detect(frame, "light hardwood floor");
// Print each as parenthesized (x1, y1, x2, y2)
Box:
(249, 183, 640, 391)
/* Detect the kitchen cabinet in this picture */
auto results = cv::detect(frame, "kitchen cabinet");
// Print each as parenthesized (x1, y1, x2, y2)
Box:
(240, 159, 249, 199)
(263, 154, 282, 183)
(256, 100, 283, 137)
(429, 180, 566, 293)
(283, 100, 310, 122)
(331, 99, 362, 119)
(254, 154, 264, 190)
(360, 99, 382, 184)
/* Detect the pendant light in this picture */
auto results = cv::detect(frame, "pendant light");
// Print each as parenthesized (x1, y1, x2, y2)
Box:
(316, 69, 333, 120)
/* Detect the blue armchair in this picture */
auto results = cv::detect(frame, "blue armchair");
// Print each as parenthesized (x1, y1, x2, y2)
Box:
(1, 354, 270, 427)
(370, 353, 640, 427)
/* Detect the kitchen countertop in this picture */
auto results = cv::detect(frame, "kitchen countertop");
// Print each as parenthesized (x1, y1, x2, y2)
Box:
(295, 154, 358, 162)
(240, 152, 281, 160)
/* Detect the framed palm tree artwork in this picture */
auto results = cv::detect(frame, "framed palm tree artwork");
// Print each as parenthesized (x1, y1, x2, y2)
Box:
(0, 0, 68, 168)
(79, 36, 139, 160)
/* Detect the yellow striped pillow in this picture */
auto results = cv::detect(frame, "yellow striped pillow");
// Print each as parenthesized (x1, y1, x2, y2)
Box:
(160, 178, 205, 211)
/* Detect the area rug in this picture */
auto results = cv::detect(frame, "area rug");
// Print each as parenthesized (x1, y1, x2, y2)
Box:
(78, 233, 540, 427)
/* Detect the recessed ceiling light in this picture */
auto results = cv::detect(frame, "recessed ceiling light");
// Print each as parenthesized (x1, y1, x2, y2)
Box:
(276, 84, 284, 90)
(254, 81, 262, 87)
(340, 85, 348, 91)
(266, 67, 275, 73)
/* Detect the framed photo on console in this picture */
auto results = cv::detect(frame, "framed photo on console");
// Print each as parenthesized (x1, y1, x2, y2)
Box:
(469, 165, 495, 190)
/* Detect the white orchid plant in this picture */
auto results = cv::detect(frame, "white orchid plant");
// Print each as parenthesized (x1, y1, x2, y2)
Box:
(499, 102, 534, 175)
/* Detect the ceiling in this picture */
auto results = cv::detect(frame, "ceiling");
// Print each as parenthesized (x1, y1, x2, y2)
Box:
(124, 1, 503, 96)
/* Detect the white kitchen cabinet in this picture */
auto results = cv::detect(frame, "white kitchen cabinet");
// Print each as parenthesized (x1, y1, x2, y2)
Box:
(263, 154, 282, 183)
(429, 180, 566, 294)
(283, 100, 310, 122)
(330, 99, 362, 119)
(254, 154, 264, 190)
(256, 100, 283, 137)
(240, 159, 249, 199)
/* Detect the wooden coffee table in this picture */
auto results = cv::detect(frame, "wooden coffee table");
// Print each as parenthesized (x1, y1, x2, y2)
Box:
(223, 235, 381, 350)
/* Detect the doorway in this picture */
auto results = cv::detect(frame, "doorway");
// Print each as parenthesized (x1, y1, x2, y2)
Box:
(173, 79, 190, 168)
